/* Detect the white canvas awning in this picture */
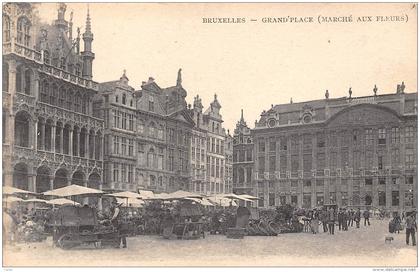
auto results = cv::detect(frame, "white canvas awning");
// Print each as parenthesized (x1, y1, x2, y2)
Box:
(43, 185, 104, 197)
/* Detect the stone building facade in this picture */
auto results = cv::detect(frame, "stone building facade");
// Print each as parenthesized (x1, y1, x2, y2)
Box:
(3, 3, 104, 193)
(224, 131, 233, 193)
(189, 94, 232, 195)
(96, 71, 137, 191)
(135, 70, 194, 192)
(232, 110, 254, 198)
(249, 87, 417, 212)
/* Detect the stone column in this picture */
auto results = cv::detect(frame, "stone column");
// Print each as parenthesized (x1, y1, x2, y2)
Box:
(33, 119, 38, 151)
(75, 129, 80, 157)
(92, 132, 96, 160)
(28, 172, 36, 193)
(51, 124, 56, 153)
(33, 71, 40, 100)
(49, 176, 54, 190)
(40, 120, 45, 150)
(69, 127, 74, 156)
(99, 135, 104, 160)
(59, 126, 64, 153)
(84, 131, 89, 158)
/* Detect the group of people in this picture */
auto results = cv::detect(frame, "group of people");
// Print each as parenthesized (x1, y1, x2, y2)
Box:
(305, 207, 372, 235)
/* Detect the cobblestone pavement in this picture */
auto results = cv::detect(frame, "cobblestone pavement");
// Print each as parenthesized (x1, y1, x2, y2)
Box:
(3, 219, 417, 266)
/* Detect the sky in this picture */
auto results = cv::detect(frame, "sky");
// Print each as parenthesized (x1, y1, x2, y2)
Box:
(35, 3, 417, 133)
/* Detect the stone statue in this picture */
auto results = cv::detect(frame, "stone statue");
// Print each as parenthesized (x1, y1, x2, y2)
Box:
(348, 87, 352, 98)
(373, 85, 378, 96)
(290, 97, 293, 104)
(401, 81, 405, 93)
(325, 89, 329, 99)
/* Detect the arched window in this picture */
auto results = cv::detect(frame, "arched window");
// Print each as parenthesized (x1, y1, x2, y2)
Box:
(15, 112, 30, 147)
(81, 95, 88, 114)
(50, 84, 57, 105)
(58, 87, 65, 108)
(44, 50, 50, 64)
(115, 95, 119, 103)
(66, 90, 73, 110)
(3, 16, 10, 42)
(122, 93, 126, 105)
(40, 81, 49, 103)
(74, 92, 81, 112)
(130, 100, 133, 107)
(24, 69, 31, 95)
(17, 17, 31, 47)
(149, 175, 156, 186)
(147, 148, 157, 168)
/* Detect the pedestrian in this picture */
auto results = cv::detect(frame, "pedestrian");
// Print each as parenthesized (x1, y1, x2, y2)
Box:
(343, 209, 349, 231)
(394, 213, 402, 234)
(349, 209, 354, 227)
(405, 212, 417, 246)
(311, 209, 319, 234)
(355, 208, 361, 228)
(321, 208, 329, 233)
(338, 209, 343, 231)
(363, 209, 370, 226)
(328, 207, 335, 235)
(110, 201, 127, 248)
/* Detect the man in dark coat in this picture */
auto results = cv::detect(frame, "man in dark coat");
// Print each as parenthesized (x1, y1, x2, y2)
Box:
(355, 208, 361, 228)
(328, 207, 335, 235)
(406, 212, 417, 246)
(363, 209, 370, 226)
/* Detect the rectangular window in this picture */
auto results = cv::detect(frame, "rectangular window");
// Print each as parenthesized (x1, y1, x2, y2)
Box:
(128, 114, 134, 131)
(304, 180, 311, 187)
(113, 163, 119, 182)
(378, 191, 386, 206)
(365, 178, 373, 185)
(121, 137, 127, 156)
(168, 149, 174, 171)
(391, 127, 400, 144)
(269, 140, 276, 152)
(128, 165, 133, 183)
(392, 191, 399, 206)
(121, 165, 127, 183)
(246, 150, 253, 161)
(406, 176, 414, 185)
(113, 136, 120, 155)
(378, 177, 386, 185)
(405, 126, 415, 143)
(316, 179, 324, 186)
(391, 149, 400, 166)
(216, 158, 220, 178)
(268, 193, 275, 207)
(258, 194, 265, 207)
(128, 139, 134, 156)
(378, 128, 386, 145)
(378, 155, 383, 170)
(365, 129, 374, 145)
(405, 190, 414, 207)
(269, 156, 276, 172)
(291, 195, 298, 205)
(122, 112, 127, 130)
(258, 141, 265, 153)
(291, 180, 298, 187)
(258, 157, 265, 174)
(149, 96, 154, 112)
(405, 149, 415, 169)
(303, 194, 311, 208)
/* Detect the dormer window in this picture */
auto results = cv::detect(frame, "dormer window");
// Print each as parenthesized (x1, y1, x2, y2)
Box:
(149, 96, 154, 112)
(17, 17, 31, 47)
(122, 93, 126, 105)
